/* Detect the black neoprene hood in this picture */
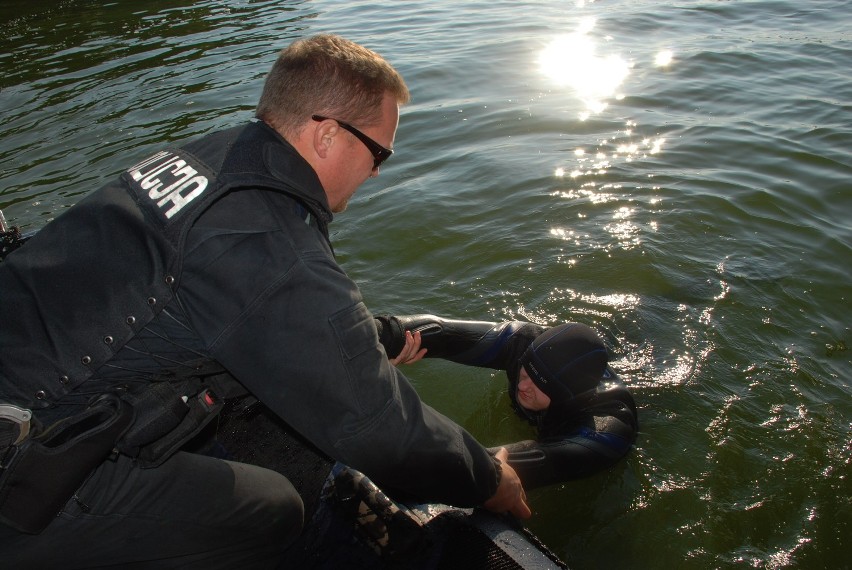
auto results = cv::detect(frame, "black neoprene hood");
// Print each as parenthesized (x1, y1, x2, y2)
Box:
(520, 323, 608, 403)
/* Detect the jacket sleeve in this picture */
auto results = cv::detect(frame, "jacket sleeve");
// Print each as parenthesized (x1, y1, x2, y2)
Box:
(178, 190, 499, 506)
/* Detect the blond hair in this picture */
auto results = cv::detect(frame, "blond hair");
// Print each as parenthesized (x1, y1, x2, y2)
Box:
(256, 34, 410, 137)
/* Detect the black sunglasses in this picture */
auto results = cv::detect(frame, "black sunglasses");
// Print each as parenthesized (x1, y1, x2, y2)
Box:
(312, 115, 393, 170)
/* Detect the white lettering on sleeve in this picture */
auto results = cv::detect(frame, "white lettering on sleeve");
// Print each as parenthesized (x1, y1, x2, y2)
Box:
(139, 157, 184, 196)
(158, 177, 209, 219)
(128, 151, 172, 181)
(127, 151, 211, 221)
(148, 162, 199, 200)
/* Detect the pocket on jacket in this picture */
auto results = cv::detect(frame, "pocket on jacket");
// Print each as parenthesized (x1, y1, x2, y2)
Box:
(329, 301, 395, 422)
(330, 301, 376, 361)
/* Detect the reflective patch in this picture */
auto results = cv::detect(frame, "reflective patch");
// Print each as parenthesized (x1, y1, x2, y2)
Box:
(127, 151, 210, 221)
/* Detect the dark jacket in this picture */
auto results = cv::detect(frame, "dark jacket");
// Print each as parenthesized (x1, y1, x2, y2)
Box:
(0, 121, 498, 507)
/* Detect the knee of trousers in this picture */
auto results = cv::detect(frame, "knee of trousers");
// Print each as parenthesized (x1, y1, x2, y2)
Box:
(230, 462, 305, 545)
(260, 474, 305, 545)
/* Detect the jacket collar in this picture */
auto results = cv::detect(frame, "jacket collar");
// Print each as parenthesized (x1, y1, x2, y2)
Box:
(254, 120, 334, 227)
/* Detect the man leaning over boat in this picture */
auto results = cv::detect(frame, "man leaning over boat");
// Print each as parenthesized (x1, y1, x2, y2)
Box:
(0, 34, 528, 568)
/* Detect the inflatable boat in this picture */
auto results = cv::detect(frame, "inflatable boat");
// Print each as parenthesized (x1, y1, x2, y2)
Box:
(212, 399, 568, 569)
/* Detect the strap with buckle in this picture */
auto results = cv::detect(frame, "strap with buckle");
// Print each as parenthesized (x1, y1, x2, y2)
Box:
(0, 404, 32, 449)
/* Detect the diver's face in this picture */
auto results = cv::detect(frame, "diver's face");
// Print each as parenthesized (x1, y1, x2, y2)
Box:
(517, 367, 551, 411)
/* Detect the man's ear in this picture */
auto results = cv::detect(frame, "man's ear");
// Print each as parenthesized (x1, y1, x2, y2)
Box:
(312, 119, 339, 160)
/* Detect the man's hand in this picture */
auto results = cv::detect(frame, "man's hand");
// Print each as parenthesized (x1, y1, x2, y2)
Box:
(483, 447, 532, 520)
(389, 330, 427, 365)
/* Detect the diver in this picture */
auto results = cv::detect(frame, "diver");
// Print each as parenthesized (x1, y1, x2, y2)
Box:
(376, 315, 639, 489)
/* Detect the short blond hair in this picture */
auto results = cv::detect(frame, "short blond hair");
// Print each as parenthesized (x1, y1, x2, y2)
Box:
(256, 34, 410, 137)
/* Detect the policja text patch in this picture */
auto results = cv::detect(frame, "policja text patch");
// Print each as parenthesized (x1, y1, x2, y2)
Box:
(127, 151, 210, 222)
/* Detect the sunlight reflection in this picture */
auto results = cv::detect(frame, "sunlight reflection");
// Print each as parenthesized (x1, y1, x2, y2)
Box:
(555, 129, 666, 181)
(654, 50, 674, 67)
(604, 219, 641, 250)
(551, 183, 618, 204)
(538, 21, 630, 119)
(545, 286, 641, 312)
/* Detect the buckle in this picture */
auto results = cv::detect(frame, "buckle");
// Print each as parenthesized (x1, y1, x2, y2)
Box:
(0, 404, 32, 446)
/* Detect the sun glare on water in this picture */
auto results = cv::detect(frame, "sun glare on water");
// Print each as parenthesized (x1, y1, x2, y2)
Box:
(654, 49, 674, 67)
(538, 18, 630, 118)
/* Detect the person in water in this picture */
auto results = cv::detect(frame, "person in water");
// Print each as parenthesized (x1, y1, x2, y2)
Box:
(0, 35, 527, 567)
(377, 315, 639, 489)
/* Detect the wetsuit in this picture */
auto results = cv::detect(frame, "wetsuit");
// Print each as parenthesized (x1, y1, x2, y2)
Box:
(376, 314, 639, 490)
(0, 122, 498, 567)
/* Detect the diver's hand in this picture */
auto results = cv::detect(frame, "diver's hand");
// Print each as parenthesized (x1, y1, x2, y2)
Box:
(389, 330, 427, 365)
(483, 447, 532, 520)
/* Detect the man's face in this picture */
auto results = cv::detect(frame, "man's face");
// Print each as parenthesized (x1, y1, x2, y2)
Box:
(516, 366, 552, 411)
(327, 93, 399, 213)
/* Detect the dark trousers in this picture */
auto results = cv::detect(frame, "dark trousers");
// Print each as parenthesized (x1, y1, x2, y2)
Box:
(0, 451, 304, 569)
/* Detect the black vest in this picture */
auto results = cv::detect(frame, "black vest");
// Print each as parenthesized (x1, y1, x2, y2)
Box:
(0, 121, 330, 411)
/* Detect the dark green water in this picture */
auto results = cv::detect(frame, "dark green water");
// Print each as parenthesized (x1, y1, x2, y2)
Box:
(1, 1, 849, 568)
